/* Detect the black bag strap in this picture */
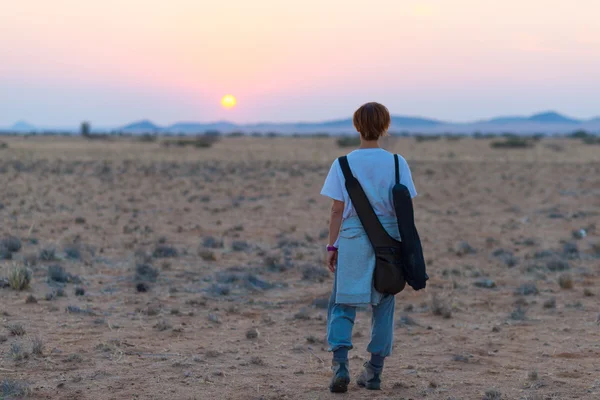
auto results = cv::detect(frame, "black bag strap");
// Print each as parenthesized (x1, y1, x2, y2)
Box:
(394, 154, 400, 184)
(338, 156, 397, 248)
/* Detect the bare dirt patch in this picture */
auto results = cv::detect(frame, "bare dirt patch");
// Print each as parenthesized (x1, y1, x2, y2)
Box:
(1, 136, 599, 399)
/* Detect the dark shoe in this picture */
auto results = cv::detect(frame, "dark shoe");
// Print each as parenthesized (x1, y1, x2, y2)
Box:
(329, 361, 350, 393)
(356, 362, 381, 390)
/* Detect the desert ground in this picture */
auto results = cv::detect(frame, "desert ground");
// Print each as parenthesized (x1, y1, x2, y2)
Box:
(0, 135, 599, 400)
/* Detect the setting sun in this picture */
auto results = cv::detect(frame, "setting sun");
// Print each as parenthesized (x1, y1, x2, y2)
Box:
(221, 95, 237, 109)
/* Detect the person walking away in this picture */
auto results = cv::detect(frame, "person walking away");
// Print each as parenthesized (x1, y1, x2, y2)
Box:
(320, 102, 418, 393)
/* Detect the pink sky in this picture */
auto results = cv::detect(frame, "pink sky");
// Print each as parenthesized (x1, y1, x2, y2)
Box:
(1, 0, 599, 126)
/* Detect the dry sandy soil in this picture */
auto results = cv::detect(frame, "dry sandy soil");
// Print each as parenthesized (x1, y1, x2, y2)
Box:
(0, 135, 599, 400)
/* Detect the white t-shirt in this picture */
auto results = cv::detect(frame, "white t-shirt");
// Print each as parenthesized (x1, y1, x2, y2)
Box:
(320, 148, 417, 220)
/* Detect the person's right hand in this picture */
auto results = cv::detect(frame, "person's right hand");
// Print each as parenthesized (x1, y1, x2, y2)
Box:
(327, 250, 338, 273)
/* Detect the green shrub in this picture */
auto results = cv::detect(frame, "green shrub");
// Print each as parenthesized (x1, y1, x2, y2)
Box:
(568, 130, 592, 139)
(582, 136, 600, 145)
(162, 135, 218, 149)
(336, 136, 361, 147)
(490, 137, 534, 149)
(415, 135, 441, 142)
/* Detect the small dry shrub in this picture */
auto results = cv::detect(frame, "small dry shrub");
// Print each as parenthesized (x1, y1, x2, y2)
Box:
(6, 323, 26, 336)
(31, 336, 44, 356)
(484, 389, 502, 400)
(431, 294, 452, 318)
(1, 379, 31, 398)
(528, 370, 538, 381)
(250, 356, 265, 366)
(558, 274, 573, 289)
(543, 297, 556, 309)
(9, 342, 28, 361)
(25, 294, 37, 304)
(336, 136, 361, 148)
(198, 250, 216, 261)
(490, 137, 534, 149)
(153, 319, 171, 331)
(162, 135, 219, 149)
(8, 266, 31, 291)
(66, 353, 83, 363)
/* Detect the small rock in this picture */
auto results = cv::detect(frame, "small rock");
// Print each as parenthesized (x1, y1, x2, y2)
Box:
(246, 327, 259, 339)
(74, 287, 85, 296)
(454, 241, 476, 256)
(514, 283, 538, 296)
(25, 294, 37, 304)
(484, 389, 502, 400)
(572, 229, 586, 239)
(231, 241, 250, 252)
(207, 313, 220, 324)
(528, 370, 538, 381)
(152, 245, 178, 258)
(74, 217, 86, 224)
(136, 282, 149, 292)
(203, 236, 224, 249)
(492, 249, 518, 267)
(562, 242, 579, 258)
(543, 297, 556, 309)
(451, 354, 469, 363)
(397, 315, 420, 327)
(474, 279, 496, 289)
(294, 308, 311, 320)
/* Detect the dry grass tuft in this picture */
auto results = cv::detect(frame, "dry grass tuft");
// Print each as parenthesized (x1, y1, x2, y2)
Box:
(5, 323, 26, 336)
(558, 274, 573, 289)
(7, 266, 31, 291)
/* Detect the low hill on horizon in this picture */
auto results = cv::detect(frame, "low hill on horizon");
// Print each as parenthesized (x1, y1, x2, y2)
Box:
(116, 111, 599, 135)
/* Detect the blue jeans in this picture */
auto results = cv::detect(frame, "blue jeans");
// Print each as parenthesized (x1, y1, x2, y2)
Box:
(326, 275, 395, 359)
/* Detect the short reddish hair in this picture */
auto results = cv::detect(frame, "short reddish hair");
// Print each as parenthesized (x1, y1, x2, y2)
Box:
(353, 102, 391, 141)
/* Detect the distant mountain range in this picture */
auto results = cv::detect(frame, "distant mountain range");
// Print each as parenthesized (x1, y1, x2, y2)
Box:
(3, 111, 600, 135)
(117, 111, 600, 135)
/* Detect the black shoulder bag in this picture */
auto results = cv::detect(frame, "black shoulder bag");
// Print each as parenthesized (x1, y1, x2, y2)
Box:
(338, 155, 406, 295)
(391, 156, 428, 290)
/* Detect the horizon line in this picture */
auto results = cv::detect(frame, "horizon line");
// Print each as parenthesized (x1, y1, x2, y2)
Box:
(5, 110, 600, 129)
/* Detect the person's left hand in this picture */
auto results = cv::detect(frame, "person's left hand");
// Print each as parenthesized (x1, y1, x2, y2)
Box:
(327, 250, 338, 273)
